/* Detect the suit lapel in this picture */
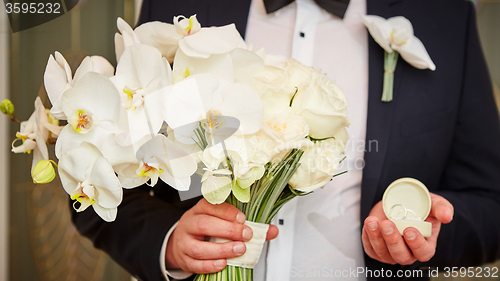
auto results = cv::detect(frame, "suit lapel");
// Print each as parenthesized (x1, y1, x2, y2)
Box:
(360, 0, 403, 219)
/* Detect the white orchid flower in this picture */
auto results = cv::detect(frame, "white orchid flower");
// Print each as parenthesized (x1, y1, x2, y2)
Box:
(12, 97, 51, 171)
(362, 15, 435, 70)
(113, 134, 197, 190)
(174, 15, 245, 59)
(199, 148, 264, 204)
(111, 44, 172, 148)
(44, 52, 114, 119)
(115, 17, 181, 63)
(234, 163, 265, 189)
(218, 144, 265, 194)
(201, 166, 233, 205)
(362, 15, 435, 102)
(55, 72, 121, 159)
(114, 17, 141, 62)
(153, 73, 263, 145)
(58, 142, 123, 222)
(198, 149, 235, 204)
(229, 48, 265, 85)
(115, 15, 244, 62)
(201, 137, 265, 203)
(113, 44, 172, 111)
(99, 133, 138, 167)
(74, 55, 115, 80)
(172, 47, 264, 85)
(174, 14, 201, 36)
(44, 51, 71, 119)
(172, 48, 234, 83)
(134, 21, 182, 62)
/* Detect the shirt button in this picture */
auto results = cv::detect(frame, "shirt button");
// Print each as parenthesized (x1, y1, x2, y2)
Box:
(299, 32, 305, 38)
(279, 219, 284, 225)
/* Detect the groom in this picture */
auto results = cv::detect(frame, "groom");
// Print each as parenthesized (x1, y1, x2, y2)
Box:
(72, 0, 500, 280)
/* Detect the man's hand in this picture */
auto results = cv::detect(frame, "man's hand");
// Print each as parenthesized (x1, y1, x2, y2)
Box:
(166, 199, 279, 274)
(362, 193, 453, 265)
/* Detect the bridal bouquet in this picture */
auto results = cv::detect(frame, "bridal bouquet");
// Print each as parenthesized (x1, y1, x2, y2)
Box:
(3, 14, 349, 281)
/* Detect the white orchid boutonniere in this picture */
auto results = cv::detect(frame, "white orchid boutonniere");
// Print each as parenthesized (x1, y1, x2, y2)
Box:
(362, 15, 436, 102)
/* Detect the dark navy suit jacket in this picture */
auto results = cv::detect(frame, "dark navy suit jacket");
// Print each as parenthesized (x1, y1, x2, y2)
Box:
(72, 0, 500, 280)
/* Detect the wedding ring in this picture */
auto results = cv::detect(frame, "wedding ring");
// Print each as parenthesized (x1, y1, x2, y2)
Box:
(389, 204, 406, 220)
(389, 204, 417, 221)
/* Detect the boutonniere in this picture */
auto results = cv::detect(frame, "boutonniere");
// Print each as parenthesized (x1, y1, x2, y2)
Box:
(362, 15, 436, 102)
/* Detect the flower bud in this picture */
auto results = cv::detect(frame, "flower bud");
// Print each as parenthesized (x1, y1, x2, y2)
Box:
(1, 99, 14, 116)
(32, 159, 57, 184)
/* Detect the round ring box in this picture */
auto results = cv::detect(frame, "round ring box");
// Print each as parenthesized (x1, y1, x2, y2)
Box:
(382, 178, 432, 238)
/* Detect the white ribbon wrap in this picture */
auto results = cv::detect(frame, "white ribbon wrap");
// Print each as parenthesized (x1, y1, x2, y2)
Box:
(209, 221, 269, 269)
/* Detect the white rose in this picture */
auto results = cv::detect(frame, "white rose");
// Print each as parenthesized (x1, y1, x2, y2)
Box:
(253, 46, 288, 67)
(253, 65, 295, 117)
(291, 72, 350, 139)
(289, 139, 345, 193)
(284, 59, 321, 91)
(246, 131, 276, 164)
(253, 65, 288, 91)
(262, 113, 309, 143)
(333, 127, 349, 147)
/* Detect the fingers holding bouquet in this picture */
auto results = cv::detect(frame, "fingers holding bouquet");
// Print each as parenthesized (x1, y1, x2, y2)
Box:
(166, 199, 279, 274)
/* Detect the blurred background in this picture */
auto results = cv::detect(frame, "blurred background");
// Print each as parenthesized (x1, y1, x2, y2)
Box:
(0, 1, 499, 281)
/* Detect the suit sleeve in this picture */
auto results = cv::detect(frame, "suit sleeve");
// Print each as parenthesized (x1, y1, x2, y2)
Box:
(427, 3, 500, 267)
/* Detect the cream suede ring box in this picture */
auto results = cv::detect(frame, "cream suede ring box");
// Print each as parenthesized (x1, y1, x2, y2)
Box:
(382, 178, 432, 238)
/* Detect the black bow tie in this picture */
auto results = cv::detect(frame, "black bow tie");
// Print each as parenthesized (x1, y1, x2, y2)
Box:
(263, 0, 350, 19)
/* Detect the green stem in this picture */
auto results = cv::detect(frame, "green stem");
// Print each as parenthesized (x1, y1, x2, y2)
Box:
(289, 87, 298, 107)
(196, 149, 306, 280)
(8, 114, 21, 124)
(382, 51, 399, 102)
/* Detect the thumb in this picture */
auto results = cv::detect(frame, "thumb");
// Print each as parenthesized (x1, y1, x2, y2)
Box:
(429, 193, 454, 224)
(266, 224, 279, 241)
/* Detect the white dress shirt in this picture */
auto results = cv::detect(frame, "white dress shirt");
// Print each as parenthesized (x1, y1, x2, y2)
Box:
(162, 0, 369, 280)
